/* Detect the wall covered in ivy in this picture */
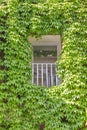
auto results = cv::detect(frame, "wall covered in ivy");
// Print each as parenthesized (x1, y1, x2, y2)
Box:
(0, 0, 87, 130)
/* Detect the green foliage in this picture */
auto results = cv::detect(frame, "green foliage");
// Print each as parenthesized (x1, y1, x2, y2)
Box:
(0, 0, 87, 130)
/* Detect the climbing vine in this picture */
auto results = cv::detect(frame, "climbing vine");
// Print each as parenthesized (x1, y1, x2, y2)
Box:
(0, 0, 87, 130)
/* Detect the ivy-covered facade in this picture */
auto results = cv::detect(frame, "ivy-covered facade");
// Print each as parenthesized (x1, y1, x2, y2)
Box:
(0, 0, 87, 130)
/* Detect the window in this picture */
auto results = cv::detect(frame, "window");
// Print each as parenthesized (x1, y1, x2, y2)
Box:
(29, 35, 61, 87)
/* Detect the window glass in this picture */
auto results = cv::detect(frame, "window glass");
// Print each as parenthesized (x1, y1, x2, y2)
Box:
(33, 46, 57, 57)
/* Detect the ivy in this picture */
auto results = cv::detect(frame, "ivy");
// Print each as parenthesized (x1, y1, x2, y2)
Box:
(0, 0, 87, 130)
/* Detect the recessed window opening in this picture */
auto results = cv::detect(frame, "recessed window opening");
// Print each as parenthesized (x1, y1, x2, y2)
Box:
(29, 35, 61, 87)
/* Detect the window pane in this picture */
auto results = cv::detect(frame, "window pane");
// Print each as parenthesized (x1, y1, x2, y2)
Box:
(33, 46, 57, 57)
